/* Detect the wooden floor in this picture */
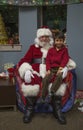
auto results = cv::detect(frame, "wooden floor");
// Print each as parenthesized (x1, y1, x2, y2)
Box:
(0, 104, 83, 130)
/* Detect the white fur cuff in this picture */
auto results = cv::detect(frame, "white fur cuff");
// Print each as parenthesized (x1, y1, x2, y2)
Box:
(21, 83, 40, 97)
(18, 62, 32, 79)
(67, 59, 76, 70)
(39, 64, 46, 78)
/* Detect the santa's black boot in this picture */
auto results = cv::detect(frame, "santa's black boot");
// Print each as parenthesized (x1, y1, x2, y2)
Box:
(23, 97, 36, 123)
(51, 95, 67, 125)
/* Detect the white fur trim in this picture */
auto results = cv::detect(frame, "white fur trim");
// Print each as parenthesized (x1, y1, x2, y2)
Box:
(39, 64, 46, 78)
(48, 83, 67, 96)
(67, 58, 76, 70)
(34, 38, 40, 48)
(21, 83, 40, 97)
(55, 83, 67, 96)
(33, 71, 40, 77)
(18, 62, 32, 79)
(41, 48, 48, 58)
(37, 28, 52, 38)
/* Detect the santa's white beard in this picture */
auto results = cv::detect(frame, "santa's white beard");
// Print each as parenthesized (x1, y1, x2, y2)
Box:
(39, 41, 51, 50)
(34, 37, 53, 50)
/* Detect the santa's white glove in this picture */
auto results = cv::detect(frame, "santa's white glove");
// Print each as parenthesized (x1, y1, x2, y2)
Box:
(61, 67, 68, 79)
(24, 70, 34, 83)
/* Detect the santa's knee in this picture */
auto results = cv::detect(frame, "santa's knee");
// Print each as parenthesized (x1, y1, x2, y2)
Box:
(55, 83, 67, 96)
(48, 83, 67, 97)
(21, 83, 40, 97)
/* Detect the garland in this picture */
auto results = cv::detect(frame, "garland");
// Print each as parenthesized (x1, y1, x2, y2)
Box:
(0, 0, 82, 6)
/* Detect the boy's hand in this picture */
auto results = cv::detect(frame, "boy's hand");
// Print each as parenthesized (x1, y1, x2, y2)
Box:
(46, 70, 51, 75)
(56, 67, 63, 75)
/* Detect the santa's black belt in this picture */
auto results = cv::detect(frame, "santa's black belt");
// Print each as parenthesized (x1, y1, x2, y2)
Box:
(32, 58, 46, 64)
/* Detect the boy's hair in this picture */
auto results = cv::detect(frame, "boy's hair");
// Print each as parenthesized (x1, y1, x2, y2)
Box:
(54, 31, 65, 41)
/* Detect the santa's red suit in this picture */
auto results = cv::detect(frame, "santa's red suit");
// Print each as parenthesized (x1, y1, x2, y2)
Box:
(18, 44, 51, 96)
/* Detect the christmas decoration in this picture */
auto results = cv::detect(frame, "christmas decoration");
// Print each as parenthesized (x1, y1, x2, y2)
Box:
(0, 14, 8, 45)
(4, 62, 14, 71)
(0, 0, 82, 6)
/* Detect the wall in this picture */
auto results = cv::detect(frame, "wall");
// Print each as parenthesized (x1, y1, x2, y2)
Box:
(67, 3, 83, 89)
(0, 7, 37, 71)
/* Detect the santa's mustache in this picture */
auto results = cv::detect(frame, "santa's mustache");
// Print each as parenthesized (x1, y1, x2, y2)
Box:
(34, 37, 54, 48)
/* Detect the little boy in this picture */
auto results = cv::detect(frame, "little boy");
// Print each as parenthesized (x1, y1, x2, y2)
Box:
(41, 32, 69, 99)
(41, 32, 69, 124)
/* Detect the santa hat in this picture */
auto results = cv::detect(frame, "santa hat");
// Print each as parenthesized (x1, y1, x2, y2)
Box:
(37, 26, 52, 38)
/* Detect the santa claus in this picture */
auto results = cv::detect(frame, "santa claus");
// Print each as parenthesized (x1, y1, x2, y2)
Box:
(17, 27, 76, 124)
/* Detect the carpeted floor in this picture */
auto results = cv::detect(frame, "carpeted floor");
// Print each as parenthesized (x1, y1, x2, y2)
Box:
(0, 104, 83, 130)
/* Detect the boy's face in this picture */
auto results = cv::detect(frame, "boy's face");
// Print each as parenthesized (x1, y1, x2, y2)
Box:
(54, 38, 64, 48)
